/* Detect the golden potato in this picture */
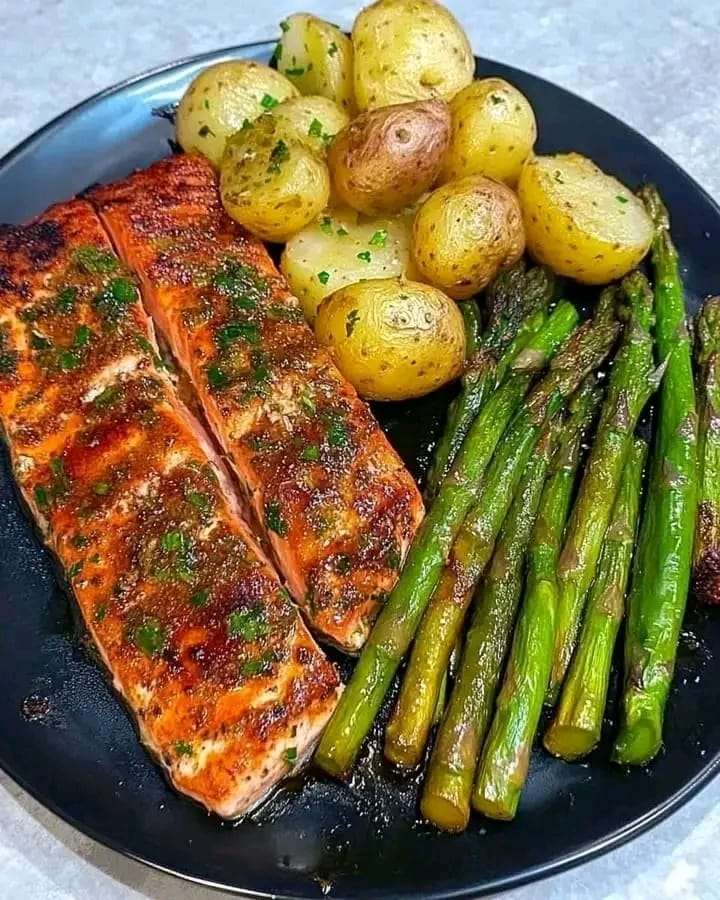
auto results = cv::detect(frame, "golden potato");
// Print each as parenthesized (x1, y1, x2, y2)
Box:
(518, 153, 653, 284)
(441, 78, 537, 186)
(412, 175, 525, 299)
(281, 207, 417, 322)
(220, 115, 330, 243)
(315, 277, 465, 400)
(270, 95, 349, 157)
(352, 0, 474, 110)
(176, 60, 298, 167)
(328, 100, 451, 216)
(274, 14, 355, 113)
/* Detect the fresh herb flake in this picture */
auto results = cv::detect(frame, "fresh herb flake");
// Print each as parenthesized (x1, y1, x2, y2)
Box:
(265, 501, 287, 536)
(299, 443, 320, 462)
(174, 740, 193, 756)
(261, 93, 279, 110)
(283, 746, 298, 767)
(317, 270, 330, 285)
(228, 606, 269, 641)
(369, 229, 388, 247)
(308, 118, 324, 138)
(131, 618, 167, 658)
(189, 588, 210, 608)
(356, 250, 372, 263)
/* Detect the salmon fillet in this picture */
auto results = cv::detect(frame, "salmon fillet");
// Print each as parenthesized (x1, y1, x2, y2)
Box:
(0, 200, 341, 818)
(91, 154, 424, 652)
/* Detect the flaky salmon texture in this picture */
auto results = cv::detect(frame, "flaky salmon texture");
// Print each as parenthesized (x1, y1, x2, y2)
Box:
(0, 200, 342, 818)
(91, 153, 424, 652)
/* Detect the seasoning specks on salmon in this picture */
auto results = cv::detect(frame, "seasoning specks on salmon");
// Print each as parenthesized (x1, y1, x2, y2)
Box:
(91, 154, 424, 652)
(0, 199, 341, 819)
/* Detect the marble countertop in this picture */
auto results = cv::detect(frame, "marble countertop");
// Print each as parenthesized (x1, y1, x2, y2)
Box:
(2, 1, 720, 897)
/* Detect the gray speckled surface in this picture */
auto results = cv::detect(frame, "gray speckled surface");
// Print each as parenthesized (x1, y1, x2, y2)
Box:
(1, 1, 720, 898)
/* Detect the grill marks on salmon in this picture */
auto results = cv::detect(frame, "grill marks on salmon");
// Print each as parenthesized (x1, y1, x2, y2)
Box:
(91, 154, 424, 652)
(0, 200, 341, 819)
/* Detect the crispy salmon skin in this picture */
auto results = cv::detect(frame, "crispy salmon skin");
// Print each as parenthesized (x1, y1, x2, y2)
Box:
(91, 154, 424, 652)
(0, 201, 340, 818)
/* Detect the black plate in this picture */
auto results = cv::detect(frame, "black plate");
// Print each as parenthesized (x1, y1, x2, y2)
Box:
(1, 41, 719, 900)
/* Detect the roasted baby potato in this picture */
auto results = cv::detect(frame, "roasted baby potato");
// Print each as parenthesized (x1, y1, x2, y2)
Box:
(220, 115, 330, 243)
(281, 207, 416, 322)
(275, 14, 355, 113)
(176, 60, 298, 167)
(270, 95, 350, 157)
(518, 153, 653, 283)
(440, 78, 537, 186)
(315, 277, 465, 400)
(328, 100, 451, 215)
(412, 175, 525, 299)
(352, 0, 474, 110)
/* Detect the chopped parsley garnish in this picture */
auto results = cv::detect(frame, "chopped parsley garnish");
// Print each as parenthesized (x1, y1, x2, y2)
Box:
(328, 41, 338, 56)
(319, 216, 333, 234)
(317, 270, 330, 285)
(92, 481, 110, 496)
(345, 309, 360, 337)
(34, 485, 49, 507)
(174, 740, 193, 756)
(308, 118, 324, 137)
(207, 363, 231, 391)
(283, 746, 298, 767)
(279, 18, 290, 32)
(268, 139, 290, 174)
(261, 93, 279, 110)
(55, 286, 77, 313)
(187, 490, 210, 512)
(161, 530, 186, 552)
(198, 124, 216, 138)
(335, 554, 352, 574)
(369, 229, 388, 247)
(212, 259, 267, 308)
(357, 250, 372, 263)
(73, 324, 91, 347)
(73, 246, 118, 275)
(336, 226, 349, 237)
(216, 321, 260, 348)
(203, 99, 210, 110)
(240, 650, 276, 677)
(94, 604, 107, 623)
(327, 416, 349, 447)
(30, 332, 52, 350)
(93, 384, 121, 408)
(228, 605, 269, 641)
(299, 391, 316, 415)
(94, 276, 136, 319)
(241, 117, 253, 132)
(130, 617, 167, 658)
(71, 533, 89, 548)
(490, 93, 504, 105)
(300, 443, 320, 461)
(189, 588, 210, 608)
(285, 66, 305, 76)
(67, 561, 83, 579)
(270, 42, 282, 66)
(57, 349, 80, 371)
(265, 501, 287, 536)
(617, 195, 629, 204)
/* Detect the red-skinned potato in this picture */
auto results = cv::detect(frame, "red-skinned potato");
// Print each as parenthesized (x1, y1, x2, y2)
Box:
(328, 100, 451, 216)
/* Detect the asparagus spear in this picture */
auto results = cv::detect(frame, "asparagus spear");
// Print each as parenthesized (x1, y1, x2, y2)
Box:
(421, 378, 600, 831)
(383, 318, 618, 770)
(693, 296, 720, 604)
(613, 187, 698, 766)
(546, 271, 658, 704)
(472, 378, 604, 821)
(315, 303, 579, 778)
(544, 437, 647, 760)
(425, 265, 555, 499)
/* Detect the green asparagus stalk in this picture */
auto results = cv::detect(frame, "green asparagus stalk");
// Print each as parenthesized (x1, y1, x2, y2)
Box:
(471, 377, 604, 821)
(421, 378, 600, 832)
(432, 637, 461, 727)
(383, 317, 618, 770)
(544, 437, 647, 760)
(613, 186, 698, 766)
(692, 297, 720, 604)
(315, 303, 579, 778)
(546, 271, 658, 704)
(425, 265, 555, 499)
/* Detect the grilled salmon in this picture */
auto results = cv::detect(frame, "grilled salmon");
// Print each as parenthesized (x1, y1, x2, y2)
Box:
(91, 154, 424, 652)
(0, 200, 341, 818)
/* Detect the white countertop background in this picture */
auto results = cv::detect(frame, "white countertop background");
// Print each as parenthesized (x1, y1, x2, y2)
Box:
(2, 1, 720, 897)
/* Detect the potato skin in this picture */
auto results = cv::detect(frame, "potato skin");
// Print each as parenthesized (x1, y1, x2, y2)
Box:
(176, 61, 298, 167)
(271, 95, 350, 157)
(328, 100, 451, 216)
(276, 14, 355, 114)
(315, 277, 465, 401)
(220, 115, 330, 243)
(518, 153, 653, 284)
(441, 78, 537, 186)
(352, 0, 474, 110)
(281, 207, 417, 322)
(412, 175, 525, 299)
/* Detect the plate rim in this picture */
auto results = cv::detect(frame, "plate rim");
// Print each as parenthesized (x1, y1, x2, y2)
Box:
(2, 39, 720, 900)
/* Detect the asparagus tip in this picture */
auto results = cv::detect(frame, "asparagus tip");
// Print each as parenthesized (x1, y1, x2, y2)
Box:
(638, 183, 669, 232)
